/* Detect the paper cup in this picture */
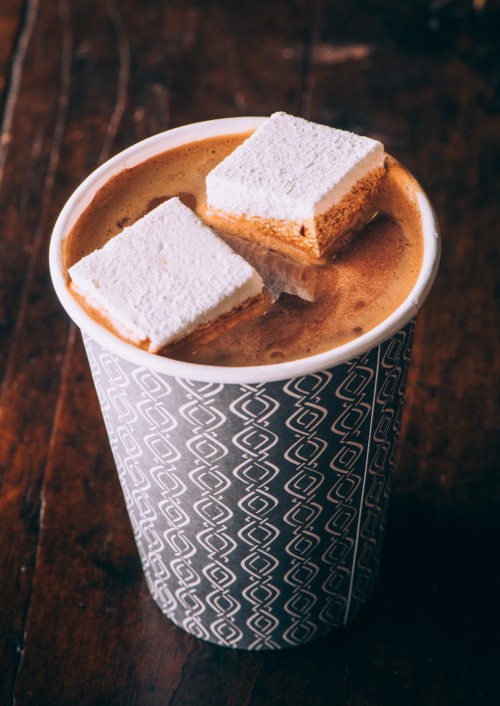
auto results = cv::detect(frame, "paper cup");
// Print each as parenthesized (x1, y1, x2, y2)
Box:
(49, 117, 440, 649)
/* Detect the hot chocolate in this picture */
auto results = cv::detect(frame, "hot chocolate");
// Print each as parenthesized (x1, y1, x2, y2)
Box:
(64, 131, 423, 366)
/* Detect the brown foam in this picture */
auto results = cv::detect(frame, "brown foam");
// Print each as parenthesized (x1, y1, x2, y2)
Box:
(65, 133, 423, 366)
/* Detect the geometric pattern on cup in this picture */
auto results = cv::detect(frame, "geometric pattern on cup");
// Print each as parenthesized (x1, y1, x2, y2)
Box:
(82, 320, 414, 649)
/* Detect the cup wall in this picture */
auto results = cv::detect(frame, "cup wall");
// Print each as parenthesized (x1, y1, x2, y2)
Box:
(83, 320, 415, 649)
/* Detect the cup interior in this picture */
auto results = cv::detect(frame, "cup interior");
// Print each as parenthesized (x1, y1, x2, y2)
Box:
(49, 117, 441, 384)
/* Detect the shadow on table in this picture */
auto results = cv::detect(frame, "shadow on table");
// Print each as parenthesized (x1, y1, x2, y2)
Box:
(182, 494, 499, 706)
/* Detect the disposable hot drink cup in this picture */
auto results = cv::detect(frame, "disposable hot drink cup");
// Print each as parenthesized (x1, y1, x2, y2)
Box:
(50, 117, 440, 650)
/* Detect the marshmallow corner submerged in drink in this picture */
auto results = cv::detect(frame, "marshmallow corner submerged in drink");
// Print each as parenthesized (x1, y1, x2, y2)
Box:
(205, 111, 386, 260)
(68, 197, 264, 352)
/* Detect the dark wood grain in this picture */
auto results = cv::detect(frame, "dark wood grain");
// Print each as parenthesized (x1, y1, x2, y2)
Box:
(0, 0, 499, 704)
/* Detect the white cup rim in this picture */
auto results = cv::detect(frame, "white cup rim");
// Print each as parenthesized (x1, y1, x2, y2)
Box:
(49, 116, 441, 384)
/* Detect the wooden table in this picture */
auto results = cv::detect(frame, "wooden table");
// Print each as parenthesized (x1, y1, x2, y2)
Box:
(1, 1, 498, 703)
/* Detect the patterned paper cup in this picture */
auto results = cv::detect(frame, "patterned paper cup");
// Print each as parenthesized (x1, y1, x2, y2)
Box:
(50, 118, 440, 650)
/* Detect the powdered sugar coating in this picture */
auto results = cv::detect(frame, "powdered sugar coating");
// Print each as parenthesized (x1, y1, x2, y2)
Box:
(206, 112, 384, 220)
(68, 198, 263, 351)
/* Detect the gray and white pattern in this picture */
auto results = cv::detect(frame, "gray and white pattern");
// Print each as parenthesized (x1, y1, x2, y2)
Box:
(83, 321, 414, 650)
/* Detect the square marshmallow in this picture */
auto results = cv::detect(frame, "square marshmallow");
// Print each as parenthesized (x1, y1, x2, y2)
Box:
(68, 197, 263, 352)
(205, 112, 384, 221)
